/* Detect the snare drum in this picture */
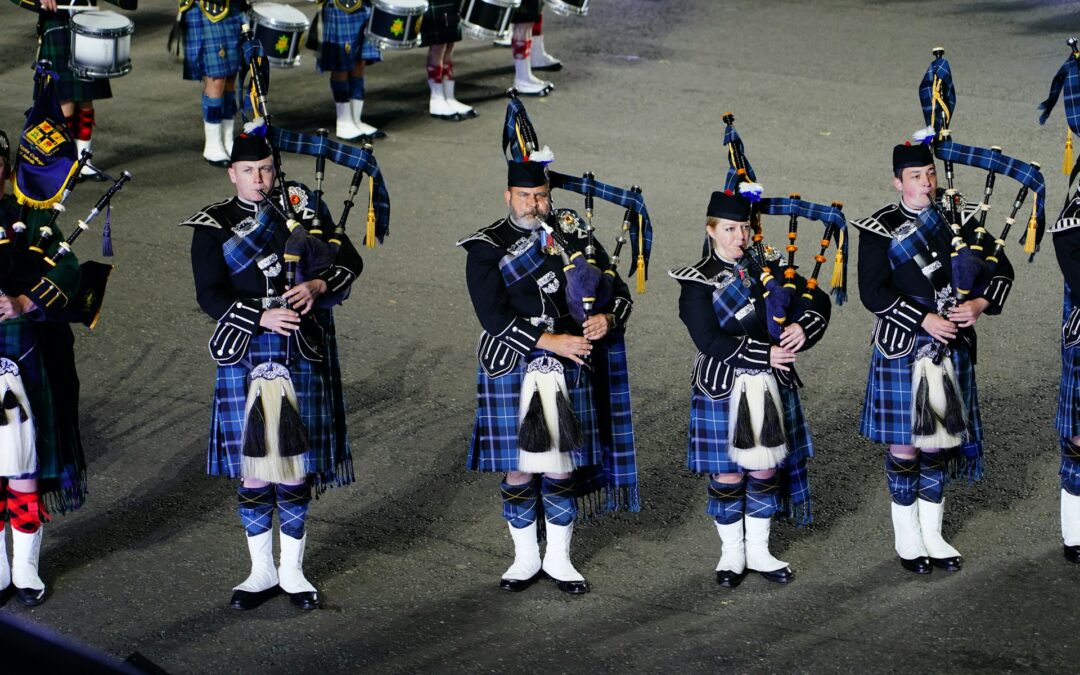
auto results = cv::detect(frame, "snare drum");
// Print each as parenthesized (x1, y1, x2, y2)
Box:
(546, 0, 589, 16)
(251, 2, 311, 68)
(366, 0, 428, 50)
(460, 0, 521, 41)
(69, 10, 133, 80)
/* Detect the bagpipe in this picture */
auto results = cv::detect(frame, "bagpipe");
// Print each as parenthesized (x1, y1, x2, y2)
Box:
(229, 22, 391, 482)
(720, 113, 848, 342)
(1039, 37, 1080, 194)
(6, 62, 128, 328)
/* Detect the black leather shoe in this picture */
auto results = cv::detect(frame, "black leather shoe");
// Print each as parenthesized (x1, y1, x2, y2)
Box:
(288, 591, 319, 610)
(229, 587, 278, 610)
(930, 556, 963, 572)
(899, 556, 933, 574)
(532, 62, 563, 72)
(715, 570, 747, 588)
(1065, 545, 1080, 564)
(754, 567, 795, 584)
(553, 578, 589, 595)
(499, 572, 542, 592)
(16, 585, 46, 607)
(205, 158, 231, 168)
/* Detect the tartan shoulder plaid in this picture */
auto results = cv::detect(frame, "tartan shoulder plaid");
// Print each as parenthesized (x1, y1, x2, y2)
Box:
(886, 206, 950, 270)
(723, 123, 756, 189)
(1039, 53, 1080, 136)
(920, 55, 955, 135)
(222, 203, 276, 275)
(497, 231, 544, 287)
(711, 269, 753, 329)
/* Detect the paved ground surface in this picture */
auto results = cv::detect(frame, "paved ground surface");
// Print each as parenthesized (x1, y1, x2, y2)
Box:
(0, 1, 1079, 672)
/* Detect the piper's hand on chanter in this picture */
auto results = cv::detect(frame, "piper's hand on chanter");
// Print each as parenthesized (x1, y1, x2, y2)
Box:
(779, 322, 807, 352)
(947, 298, 989, 328)
(537, 332, 592, 365)
(922, 312, 958, 344)
(282, 279, 327, 315)
(260, 307, 300, 336)
(769, 345, 797, 372)
(582, 313, 613, 341)
(0, 295, 36, 322)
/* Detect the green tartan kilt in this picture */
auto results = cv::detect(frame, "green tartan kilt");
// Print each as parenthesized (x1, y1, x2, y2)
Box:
(38, 15, 113, 103)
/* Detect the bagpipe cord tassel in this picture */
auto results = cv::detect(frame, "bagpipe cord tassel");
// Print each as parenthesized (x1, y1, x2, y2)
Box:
(364, 175, 376, 249)
(101, 203, 113, 257)
(635, 213, 646, 294)
(1066, 128, 1074, 176)
(1023, 195, 1038, 255)
(830, 229, 845, 298)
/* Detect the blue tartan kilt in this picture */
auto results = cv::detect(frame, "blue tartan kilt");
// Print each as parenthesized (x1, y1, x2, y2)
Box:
(39, 16, 112, 102)
(859, 334, 983, 446)
(182, 10, 244, 81)
(686, 383, 813, 475)
(207, 327, 352, 489)
(1058, 341, 1080, 439)
(467, 351, 600, 473)
(318, 3, 383, 73)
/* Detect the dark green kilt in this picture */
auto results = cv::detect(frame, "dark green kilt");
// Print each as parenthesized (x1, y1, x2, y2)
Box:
(38, 14, 113, 103)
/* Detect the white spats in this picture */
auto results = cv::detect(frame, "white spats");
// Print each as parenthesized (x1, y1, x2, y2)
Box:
(917, 498, 961, 559)
(75, 139, 101, 178)
(541, 521, 584, 583)
(0, 359, 37, 477)
(278, 533, 317, 595)
(233, 530, 278, 593)
(891, 501, 929, 559)
(530, 34, 561, 70)
(743, 515, 788, 573)
(428, 79, 458, 119)
(202, 122, 229, 165)
(715, 520, 746, 574)
(512, 59, 554, 96)
(1062, 489, 1080, 547)
(502, 521, 542, 581)
(441, 79, 475, 118)
(11, 527, 44, 591)
(335, 101, 365, 141)
(350, 99, 382, 138)
(223, 119, 235, 156)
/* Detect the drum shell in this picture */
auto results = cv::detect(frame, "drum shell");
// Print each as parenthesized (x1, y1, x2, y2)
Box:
(546, 0, 588, 17)
(68, 10, 134, 80)
(460, 0, 520, 41)
(252, 3, 311, 68)
(366, 0, 429, 49)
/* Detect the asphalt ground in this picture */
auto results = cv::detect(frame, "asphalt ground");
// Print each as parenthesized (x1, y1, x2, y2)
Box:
(0, 1, 1079, 672)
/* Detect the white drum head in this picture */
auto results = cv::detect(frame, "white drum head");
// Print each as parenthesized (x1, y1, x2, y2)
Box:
(71, 10, 133, 33)
(252, 2, 311, 29)
(373, 0, 429, 16)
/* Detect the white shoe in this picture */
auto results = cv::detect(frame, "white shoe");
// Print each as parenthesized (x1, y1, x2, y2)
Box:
(11, 527, 45, 605)
(715, 520, 746, 574)
(278, 532, 318, 603)
(1062, 489, 1080, 563)
(233, 530, 278, 594)
(891, 501, 930, 561)
(0, 523, 10, 592)
(530, 34, 562, 71)
(223, 118, 235, 157)
(441, 79, 476, 118)
(428, 79, 458, 119)
(917, 498, 962, 569)
(513, 59, 553, 96)
(335, 101, 365, 141)
(350, 99, 384, 139)
(744, 515, 793, 582)
(501, 521, 541, 583)
(202, 122, 230, 166)
(541, 520, 587, 593)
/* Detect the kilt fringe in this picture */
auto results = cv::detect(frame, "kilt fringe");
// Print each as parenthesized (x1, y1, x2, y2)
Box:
(41, 468, 86, 516)
(949, 441, 984, 483)
(312, 454, 355, 498)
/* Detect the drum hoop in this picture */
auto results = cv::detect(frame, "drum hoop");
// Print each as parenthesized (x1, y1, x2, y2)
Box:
(253, 17, 311, 31)
(545, 0, 588, 15)
(251, 5, 311, 31)
(371, 0, 429, 17)
(70, 13, 135, 37)
(468, 0, 521, 8)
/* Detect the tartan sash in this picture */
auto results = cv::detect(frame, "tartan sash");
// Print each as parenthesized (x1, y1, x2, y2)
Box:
(497, 230, 545, 287)
(222, 204, 276, 275)
(710, 267, 755, 333)
(886, 206, 949, 270)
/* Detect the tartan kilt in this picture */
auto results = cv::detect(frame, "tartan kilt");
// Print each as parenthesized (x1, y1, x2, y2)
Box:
(317, 3, 383, 73)
(421, 0, 462, 46)
(859, 334, 983, 446)
(182, 9, 244, 81)
(207, 325, 352, 490)
(38, 16, 112, 102)
(0, 320, 85, 514)
(467, 351, 600, 473)
(512, 0, 542, 23)
(1058, 341, 1080, 439)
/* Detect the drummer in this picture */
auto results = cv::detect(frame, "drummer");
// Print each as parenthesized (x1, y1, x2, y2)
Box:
(316, 0, 385, 141)
(507, 0, 556, 96)
(179, 0, 246, 167)
(22, 0, 129, 181)
(422, 1, 477, 120)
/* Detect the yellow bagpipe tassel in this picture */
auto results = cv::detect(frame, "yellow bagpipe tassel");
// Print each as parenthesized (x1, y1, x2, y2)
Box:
(635, 213, 646, 294)
(1023, 195, 1038, 255)
(1065, 128, 1074, 176)
(830, 229, 845, 290)
(364, 175, 376, 249)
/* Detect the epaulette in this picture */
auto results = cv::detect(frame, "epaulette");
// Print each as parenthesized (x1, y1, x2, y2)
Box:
(850, 204, 898, 237)
(179, 198, 232, 229)
(457, 218, 509, 249)
(1050, 196, 1080, 234)
(668, 256, 722, 285)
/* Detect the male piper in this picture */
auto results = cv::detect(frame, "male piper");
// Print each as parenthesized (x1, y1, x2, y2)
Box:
(183, 126, 361, 610)
(851, 143, 1012, 574)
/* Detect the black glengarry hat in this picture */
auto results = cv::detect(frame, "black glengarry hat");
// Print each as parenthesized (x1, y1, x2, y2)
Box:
(893, 142, 934, 175)
(707, 189, 751, 221)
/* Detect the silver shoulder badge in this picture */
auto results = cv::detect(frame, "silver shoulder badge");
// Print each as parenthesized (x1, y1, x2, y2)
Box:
(507, 236, 532, 257)
(893, 221, 917, 241)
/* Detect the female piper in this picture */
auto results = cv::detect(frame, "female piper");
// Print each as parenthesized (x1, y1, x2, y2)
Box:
(670, 190, 831, 588)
